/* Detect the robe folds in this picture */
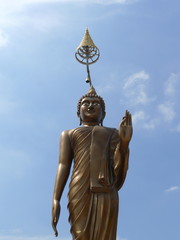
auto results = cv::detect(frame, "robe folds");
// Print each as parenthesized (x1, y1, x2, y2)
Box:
(67, 126, 129, 240)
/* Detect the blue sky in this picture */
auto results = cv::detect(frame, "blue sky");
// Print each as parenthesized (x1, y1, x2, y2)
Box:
(0, 0, 180, 239)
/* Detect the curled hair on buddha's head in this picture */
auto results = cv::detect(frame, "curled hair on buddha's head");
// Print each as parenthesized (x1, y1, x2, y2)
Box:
(77, 86, 106, 126)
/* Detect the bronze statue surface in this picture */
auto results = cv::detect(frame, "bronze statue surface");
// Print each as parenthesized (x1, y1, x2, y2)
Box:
(52, 29, 133, 240)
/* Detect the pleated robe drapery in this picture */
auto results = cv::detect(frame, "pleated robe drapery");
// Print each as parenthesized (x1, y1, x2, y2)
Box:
(67, 126, 123, 240)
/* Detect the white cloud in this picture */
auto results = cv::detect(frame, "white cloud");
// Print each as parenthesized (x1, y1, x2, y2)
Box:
(157, 73, 180, 131)
(123, 70, 149, 89)
(143, 118, 159, 130)
(0, 29, 9, 47)
(135, 85, 151, 105)
(165, 186, 180, 192)
(96, 73, 116, 94)
(0, 0, 138, 26)
(0, 2, 64, 32)
(0, 0, 136, 20)
(122, 72, 180, 131)
(132, 110, 145, 124)
(132, 111, 159, 129)
(97, 84, 114, 94)
(0, 74, 19, 115)
(164, 73, 180, 97)
(0, 0, 136, 10)
(158, 101, 176, 122)
(123, 70, 155, 106)
(0, 0, 138, 40)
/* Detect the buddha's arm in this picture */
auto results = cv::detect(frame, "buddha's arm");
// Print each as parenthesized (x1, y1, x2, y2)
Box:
(52, 130, 73, 237)
(114, 110, 132, 190)
(114, 141, 129, 190)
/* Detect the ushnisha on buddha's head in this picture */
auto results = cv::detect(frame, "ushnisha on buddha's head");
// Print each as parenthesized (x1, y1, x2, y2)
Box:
(77, 86, 106, 126)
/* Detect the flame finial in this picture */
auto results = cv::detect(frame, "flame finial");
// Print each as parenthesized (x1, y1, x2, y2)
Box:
(75, 28, 100, 86)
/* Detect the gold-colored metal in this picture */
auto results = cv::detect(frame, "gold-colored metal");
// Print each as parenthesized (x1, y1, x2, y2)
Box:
(76, 27, 97, 49)
(75, 28, 100, 86)
(52, 91, 133, 239)
(87, 85, 97, 95)
(52, 29, 133, 240)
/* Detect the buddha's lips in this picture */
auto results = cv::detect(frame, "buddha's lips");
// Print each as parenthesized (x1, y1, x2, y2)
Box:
(87, 109, 95, 113)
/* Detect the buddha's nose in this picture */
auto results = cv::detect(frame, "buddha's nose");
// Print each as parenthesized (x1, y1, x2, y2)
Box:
(88, 105, 94, 110)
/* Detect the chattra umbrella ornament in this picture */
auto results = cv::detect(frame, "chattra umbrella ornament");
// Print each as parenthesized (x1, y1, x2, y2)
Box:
(75, 28, 100, 86)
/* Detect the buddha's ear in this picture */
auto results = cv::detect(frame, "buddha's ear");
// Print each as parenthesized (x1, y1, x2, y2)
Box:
(103, 111, 106, 119)
(101, 111, 106, 126)
(77, 112, 82, 125)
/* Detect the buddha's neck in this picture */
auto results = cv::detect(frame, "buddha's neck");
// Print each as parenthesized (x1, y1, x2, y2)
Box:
(82, 121, 100, 126)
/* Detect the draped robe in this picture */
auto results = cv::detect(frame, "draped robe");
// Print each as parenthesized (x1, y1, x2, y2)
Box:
(67, 125, 129, 240)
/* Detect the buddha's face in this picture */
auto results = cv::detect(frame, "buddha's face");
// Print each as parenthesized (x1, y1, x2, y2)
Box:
(79, 97, 104, 125)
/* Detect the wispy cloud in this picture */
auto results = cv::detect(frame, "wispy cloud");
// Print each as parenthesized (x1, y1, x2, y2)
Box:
(123, 70, 149, 89)
(165, 186, 180, 192)
(0, 0, 138, 27)
(0, 74, 18, 114)
(124, 71, 180, 131)
(157, 73, 180, 128)
(0, 1, 64, 32)
(158, 101, 176, 122)
(164, 73, 180, 97)
(132, 110, 145, 124)
(97, 84, 114, 94)
(0, 0, 137, 19)
(123, 70, 155, 106)
(0, 29, 9, 47)
(0, 0, 136, 10)
(143, 118, 159, 130)
(96, 73, 117, 94)
(0, 0, 138, 44)
(132, 110, 159, 129)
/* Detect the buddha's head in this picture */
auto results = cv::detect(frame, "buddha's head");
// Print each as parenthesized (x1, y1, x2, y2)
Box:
(77, 86, 106, 126)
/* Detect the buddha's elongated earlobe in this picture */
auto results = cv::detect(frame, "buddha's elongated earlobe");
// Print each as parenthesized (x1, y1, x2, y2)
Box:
(100, 119, 103, 126)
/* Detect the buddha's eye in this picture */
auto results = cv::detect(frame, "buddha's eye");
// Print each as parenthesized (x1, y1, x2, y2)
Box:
(82, 102, 89, 106)
(93, 102, 100, 106)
